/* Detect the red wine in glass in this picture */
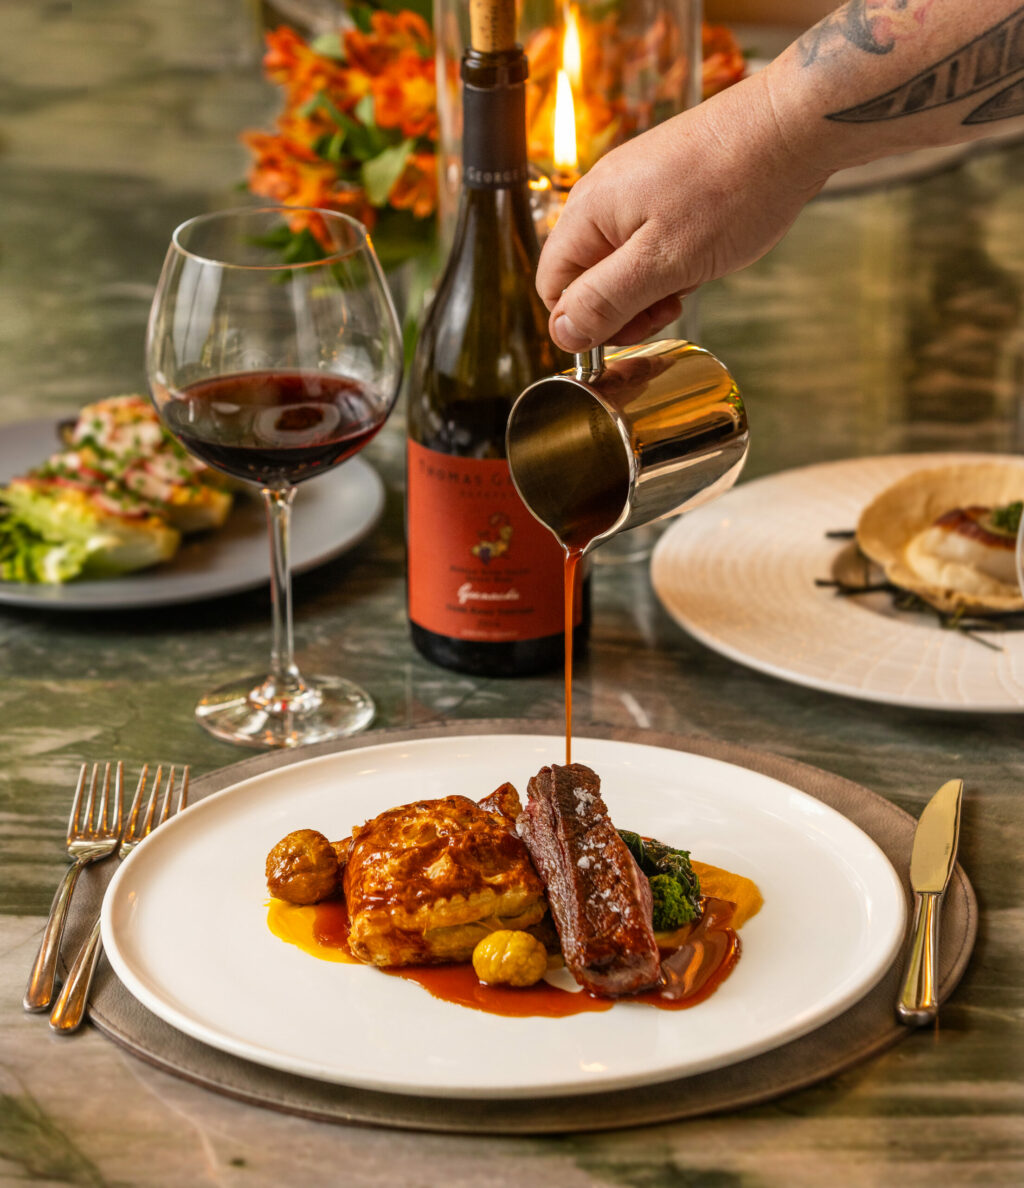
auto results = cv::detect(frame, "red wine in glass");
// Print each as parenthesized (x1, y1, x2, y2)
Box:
(147, 205, 403, 748)
(164, 370, 386, 487)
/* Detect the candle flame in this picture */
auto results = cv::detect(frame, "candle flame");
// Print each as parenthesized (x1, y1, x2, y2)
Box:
(553, 68, 578, 172)
(563, 5, 583, 89)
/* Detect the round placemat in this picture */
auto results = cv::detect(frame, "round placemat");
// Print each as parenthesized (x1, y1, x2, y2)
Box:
(62, 721, 976, 1134)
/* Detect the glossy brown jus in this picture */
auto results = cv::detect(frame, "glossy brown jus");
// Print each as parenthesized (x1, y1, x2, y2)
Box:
(560, 495, 622, 766)
(645, 897, 740, 1009)
(303, 894, 741, 1017)
(312, 898, 353, 949)
(563, 549, 584, 766)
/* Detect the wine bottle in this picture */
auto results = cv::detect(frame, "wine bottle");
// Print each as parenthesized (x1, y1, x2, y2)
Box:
(406, 0, 588, 676)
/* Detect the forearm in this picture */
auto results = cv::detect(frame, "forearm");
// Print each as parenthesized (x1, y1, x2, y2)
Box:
(761, 0, 1024, 176)
(534, 0, 1024, 351)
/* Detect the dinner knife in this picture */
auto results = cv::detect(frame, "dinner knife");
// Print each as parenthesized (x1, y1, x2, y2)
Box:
(896, 778, 964, 1027)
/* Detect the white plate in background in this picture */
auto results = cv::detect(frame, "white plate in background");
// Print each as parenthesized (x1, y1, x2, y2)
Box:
(651, 452, 1024, 711)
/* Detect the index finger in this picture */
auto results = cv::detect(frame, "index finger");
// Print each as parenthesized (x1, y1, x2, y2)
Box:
(535, 193, 618, 310)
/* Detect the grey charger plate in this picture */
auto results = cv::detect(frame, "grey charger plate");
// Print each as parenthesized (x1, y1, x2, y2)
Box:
(0, 418, 384, 609)
(63, 721, 977, 1134)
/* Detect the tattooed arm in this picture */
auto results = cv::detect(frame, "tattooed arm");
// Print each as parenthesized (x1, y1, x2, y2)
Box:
(792, 1, 1024, 142)
(537, 0, 1024, 351)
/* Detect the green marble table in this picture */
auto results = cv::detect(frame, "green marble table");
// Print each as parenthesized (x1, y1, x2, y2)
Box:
(2, 3, 1022, 1184)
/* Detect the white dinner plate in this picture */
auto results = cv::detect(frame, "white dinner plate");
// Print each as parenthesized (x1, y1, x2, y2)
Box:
(651, 452, 1024, 712)
(101, 734, 906, 1099)
(0, 419, 384, 609)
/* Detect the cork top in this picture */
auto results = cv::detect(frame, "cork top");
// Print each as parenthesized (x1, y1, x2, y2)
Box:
(469, 0, 517, 53)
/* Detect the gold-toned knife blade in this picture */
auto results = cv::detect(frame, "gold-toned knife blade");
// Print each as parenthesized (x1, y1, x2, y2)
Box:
(909, 778, 963, 894)
(897, 777, 964, 1026)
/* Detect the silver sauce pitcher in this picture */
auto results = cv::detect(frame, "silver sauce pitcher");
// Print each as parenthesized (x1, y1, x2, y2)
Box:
(506, 339, 749, 554)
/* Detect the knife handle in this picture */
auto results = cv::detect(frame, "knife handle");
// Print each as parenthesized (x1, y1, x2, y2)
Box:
(897, 890, 941, 1026)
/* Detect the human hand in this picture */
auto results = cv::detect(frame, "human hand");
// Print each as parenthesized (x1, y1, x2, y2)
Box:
(536, 71, 830, 351)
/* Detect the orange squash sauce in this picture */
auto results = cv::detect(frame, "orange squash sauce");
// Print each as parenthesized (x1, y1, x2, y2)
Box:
(691, 860, 763, 928)
(266, 896, 360, 964)
(266, 861, 762, 1018)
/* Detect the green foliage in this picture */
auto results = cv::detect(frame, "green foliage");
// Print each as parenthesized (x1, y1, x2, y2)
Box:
(309, 31, 345, 59)
(362, 139, 415, 205)
(367, 0, 432, 23)
(282, 227, 329, 265)
(349, 3, 376, 33)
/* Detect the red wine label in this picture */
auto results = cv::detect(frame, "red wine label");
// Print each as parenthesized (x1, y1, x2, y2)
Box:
(407, 439, 580, 642)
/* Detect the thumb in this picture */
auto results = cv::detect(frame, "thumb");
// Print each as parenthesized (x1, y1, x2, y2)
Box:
(548, 231, 682, 351)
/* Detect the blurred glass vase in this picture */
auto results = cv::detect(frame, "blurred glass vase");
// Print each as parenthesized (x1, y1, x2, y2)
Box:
(434, 0, 704, 243)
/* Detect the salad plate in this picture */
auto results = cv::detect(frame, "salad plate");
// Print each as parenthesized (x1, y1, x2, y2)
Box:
(101, 733, 906, 1099)
(0, 418, 384, 609)
(651, 452, 1024, 712)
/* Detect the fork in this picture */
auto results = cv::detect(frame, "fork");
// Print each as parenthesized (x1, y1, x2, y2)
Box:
(49, 764, 190, 1034)
(24, 763, 124, 1013)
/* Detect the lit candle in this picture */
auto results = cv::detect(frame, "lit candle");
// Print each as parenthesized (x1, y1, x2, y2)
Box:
(540, 6, 582, 237)
(552, 67, 579, 188)
(563, 3, 583, 90)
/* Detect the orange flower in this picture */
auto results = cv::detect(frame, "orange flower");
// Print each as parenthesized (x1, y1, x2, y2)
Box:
(242, 130, 374, 237)
(344, 10, 432, 76)
(242, 13, 444, 259)
(264, 26, 346, 104)
(389, 151, 438, 219)
(274, 65, 373, 147)
(371, 50, 437, 139)
(325, 66, 374, 115)
(702, 24, 747, 98)
(263, 26, 310, 84)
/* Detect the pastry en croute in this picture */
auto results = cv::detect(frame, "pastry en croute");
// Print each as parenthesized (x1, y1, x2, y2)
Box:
(264, 764, 763, 1016)
(343, 788, 547, 966)
(856, 461, 1024, 614)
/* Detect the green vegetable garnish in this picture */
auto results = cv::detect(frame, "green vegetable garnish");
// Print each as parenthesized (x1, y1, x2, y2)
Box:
(989, 501, 1022, 537)
(619, 829, 702, 931)
(648, 874, 695, 932)
(0, 502, 88, 583)
(0, 483, 179, 580)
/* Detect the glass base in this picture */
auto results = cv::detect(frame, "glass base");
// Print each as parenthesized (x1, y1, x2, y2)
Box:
(195, 673, 375, 749)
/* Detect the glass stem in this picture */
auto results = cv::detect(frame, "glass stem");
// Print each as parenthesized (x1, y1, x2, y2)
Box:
(263, 485, 302, 690)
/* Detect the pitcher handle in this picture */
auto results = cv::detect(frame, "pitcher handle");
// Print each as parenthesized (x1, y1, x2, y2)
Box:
(574, 346, 604, 382)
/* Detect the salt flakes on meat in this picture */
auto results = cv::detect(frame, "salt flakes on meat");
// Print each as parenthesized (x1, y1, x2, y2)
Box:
(516, 762, 661, 997)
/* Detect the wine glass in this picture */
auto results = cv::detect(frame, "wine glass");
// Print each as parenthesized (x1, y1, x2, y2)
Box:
(146, 206, 403, 748)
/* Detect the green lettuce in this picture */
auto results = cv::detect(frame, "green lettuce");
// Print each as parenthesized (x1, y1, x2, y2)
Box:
(0, 484, 179, 583)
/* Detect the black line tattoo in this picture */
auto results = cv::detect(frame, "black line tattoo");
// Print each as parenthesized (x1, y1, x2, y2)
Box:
(827, 6, 1024, 123)
(965, 76, 1024, 122)
(797, 1, 908, 67)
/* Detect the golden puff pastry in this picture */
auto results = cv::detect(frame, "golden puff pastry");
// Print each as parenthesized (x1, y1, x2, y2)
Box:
(343, 790, 547, 967)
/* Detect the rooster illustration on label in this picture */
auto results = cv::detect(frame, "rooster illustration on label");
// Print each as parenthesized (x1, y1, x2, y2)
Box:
(471, 513, 513, 563)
